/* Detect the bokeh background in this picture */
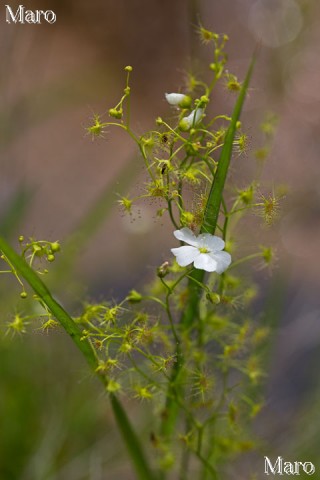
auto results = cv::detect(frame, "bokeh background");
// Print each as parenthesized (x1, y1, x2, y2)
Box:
(1, 0, 320, 478)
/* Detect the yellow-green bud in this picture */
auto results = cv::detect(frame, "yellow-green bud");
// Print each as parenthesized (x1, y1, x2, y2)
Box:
(47, 254, 55, 262)
(124, 65, 133, 72)
(178, 95, 192, 109)
(109, 108, 123, 119)
(206, 292, 221, 304)
(20, 291, 27, 299)
(179, 119, 190, 131)
(200, 95, 209, 105)
(127, 290, 142, 303)
(50, 242, 60, 253)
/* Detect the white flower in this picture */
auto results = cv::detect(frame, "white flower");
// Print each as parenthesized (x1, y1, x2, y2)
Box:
(171, 227, 231, 273)
(179, 108, 204, 131)
(165, 93, 191, 108)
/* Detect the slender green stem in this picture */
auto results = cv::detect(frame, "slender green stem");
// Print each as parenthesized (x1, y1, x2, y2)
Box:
(229, 252, 261, 269)
(165, 292, 181, 348)
(110, 394, 158, 480)
(160, 53, 257, 460)
(167, 198, 180, 229)
(143, 295, 167, 309)
(182, 54, 256, 330)
(179, 419, 192, 480)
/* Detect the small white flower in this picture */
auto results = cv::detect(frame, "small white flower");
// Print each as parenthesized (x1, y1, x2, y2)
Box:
(179, 108, 204, 131)
(165, 93, 189, 107)
(171, 227, 231, 273)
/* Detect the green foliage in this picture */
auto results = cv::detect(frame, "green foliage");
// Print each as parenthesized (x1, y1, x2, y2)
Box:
(0, 26, 282, 480)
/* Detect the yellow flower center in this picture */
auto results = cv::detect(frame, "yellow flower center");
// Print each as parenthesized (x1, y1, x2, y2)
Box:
(199, 247, 209, 254)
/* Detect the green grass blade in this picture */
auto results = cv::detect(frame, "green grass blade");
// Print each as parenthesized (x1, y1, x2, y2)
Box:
(0, 236, 96, 366)
(162, 55, 256, 440)
(0, 236, 157, 480)
(110, 394, 157, 480)
(181, 54, 256, 330)
(201, 55, 256, 235)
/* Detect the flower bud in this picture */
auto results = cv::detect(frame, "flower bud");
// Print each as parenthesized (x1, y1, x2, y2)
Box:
(179, 108, 204, 131)
(206, 292, 221, 304)
(165, 93, 192, 109)
(109, 108, 123, 119)
(198, 95, 209, 107)
(127, 290, 142, 303)
(50, 242, 60, 253)
(157, 261, 169, 278)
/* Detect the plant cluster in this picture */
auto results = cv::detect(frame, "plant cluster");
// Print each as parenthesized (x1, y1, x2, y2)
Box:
(0, 26, 281, 480)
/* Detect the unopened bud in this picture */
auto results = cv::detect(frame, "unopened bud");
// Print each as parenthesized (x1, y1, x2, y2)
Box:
(127, 290, 142, 303)
(109, 108, 123, 119)
(206, 292, 221, 304)
(157, 261, 169, 278)
(50, 242, 60, 253)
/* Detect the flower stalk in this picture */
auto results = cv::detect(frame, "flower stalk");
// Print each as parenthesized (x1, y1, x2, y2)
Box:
(1, 27, 277, 479)
(161, 54, 256, 441)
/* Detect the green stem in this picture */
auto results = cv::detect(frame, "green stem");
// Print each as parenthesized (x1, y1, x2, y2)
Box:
(110, 394, 157, 480)
(160, 53, 257, 449)
(167, 198, 180, 229)
(0, 237, 157, 480)
(182, 54, 256, 330)
(228, 252, 261, 269)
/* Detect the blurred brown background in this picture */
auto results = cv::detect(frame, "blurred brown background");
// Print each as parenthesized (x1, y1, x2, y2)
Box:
(1, 0, 320, 478)
(1, 0, 320, 287)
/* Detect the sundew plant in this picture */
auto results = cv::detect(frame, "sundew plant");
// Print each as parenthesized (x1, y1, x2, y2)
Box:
(0, 28, 280, 479)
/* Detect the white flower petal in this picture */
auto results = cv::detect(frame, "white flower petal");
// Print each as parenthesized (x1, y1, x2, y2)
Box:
(173, 228, 199, 247)
(210, 251, 232, 274)
(180, 108, 204, 130)
(165, 93, 187, 106)
(171, 228, 231, 273)
(171, 246, 200, 267)
(192, 108, 204, 124)
(197, 233, 225, 251)
(193, 253, 218, 272)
